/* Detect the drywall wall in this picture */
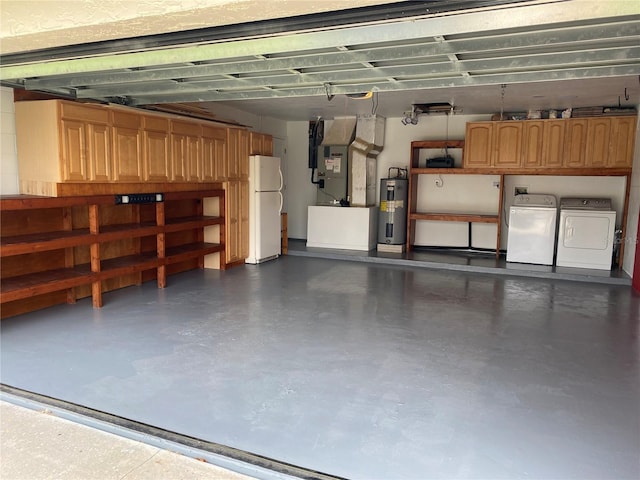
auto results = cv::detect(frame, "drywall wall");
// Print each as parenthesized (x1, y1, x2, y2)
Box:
(622, 105, 640, 276)
(0, 87, 18, 194)
(286, 121, 316, 239)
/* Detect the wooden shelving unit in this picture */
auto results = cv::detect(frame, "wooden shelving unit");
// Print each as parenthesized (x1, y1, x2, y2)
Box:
(406, 140, 504, 259)
(406, 139, 633, 266)
(0, 188, 225, 318)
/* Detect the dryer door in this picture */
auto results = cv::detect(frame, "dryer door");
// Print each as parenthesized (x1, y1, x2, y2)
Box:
(562, 214, 613, 250)
(557, 210, 616, 270)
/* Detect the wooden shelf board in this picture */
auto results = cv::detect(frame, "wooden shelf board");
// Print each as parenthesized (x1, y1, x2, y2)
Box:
(0, 266, 93, 303)
(163, 189, 224, 201)
(164, 216, 224, 232)
(1, 229, 92, 256)
(410, 167, 631, 176)
(412, 140, 465, 149)
(410, 213, 499, 223)
(98, 222, 161, 241)
(165, 242, 224, 264)
(99, 254, 160, 279)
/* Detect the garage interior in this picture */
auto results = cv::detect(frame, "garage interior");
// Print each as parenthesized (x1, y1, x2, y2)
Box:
(1, 1, 640, 479)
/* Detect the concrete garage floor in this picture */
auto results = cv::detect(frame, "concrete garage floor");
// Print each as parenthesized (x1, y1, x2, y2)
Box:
(1, 256, 639, 479)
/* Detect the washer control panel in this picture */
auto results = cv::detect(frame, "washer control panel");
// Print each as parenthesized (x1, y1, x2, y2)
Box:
(513, 194, 557, 208)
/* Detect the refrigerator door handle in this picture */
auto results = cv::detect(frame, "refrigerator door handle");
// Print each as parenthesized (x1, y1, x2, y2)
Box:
(278, 168, 284, 191)
(278, 191, 283, 214)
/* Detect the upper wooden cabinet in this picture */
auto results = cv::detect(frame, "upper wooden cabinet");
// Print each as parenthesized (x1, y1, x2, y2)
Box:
(463, 122, 493, 167)
(142, 116, 171, 182)
(493, 121, 523, 168)
(16, 101, 114, 195)
(464, 116, 636, 170)
(171, 120, 202, 182)
(227, 128, 250, 180)
(201, 125, 227, 182)
(14, 100, 271, 196)
(112, 110, 142, 182)
(610, 117, 637, 168)
(249, 132, 273, 156)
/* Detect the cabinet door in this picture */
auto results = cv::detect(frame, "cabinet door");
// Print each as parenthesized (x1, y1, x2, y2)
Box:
(113, 126, 142, 181)
(86, 123, 111, 181)
(609, 117, 637, 168)
(227, 129, 240, 180)
(564, 119, 588, 167)
(142, 117, 171, 182)
(250, 132, 262, 155)
(262, 135, 273, 156)
(542, 120, 565, 168)
(239, 180, 250, 259)
(585, 118, 611, 167)
(493, 121, 522, 168)
(186, 134, 201, 181)
(61, 120, 88, 181)
(143, 130, 171, 181)
(225, 180, 240, 263)
(522, 121, 544, 168)
(463, 123, 494, 167)
(171, 134, 187, 181)
(202, 126, 226, 181)
(238, 130, 250, 180)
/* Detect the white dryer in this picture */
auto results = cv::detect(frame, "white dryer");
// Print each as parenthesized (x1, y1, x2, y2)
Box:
(556, 197, 616, 270)
(507, 194, 558, 265)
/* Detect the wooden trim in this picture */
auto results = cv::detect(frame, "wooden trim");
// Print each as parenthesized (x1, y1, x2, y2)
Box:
(619, 174, 632, 270)
(496, 174, 505, 260)
(408, 167, 632, 176)
(409, 213, 499, 223)
(55, 181, 223, 197)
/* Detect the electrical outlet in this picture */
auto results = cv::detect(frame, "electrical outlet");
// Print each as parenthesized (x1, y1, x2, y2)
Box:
(514, 186, 528, 196)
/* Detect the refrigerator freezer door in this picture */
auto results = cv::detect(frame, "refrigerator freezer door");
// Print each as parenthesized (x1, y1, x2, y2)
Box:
(252, 156, 282, 192)
(247, 191, 281, 264)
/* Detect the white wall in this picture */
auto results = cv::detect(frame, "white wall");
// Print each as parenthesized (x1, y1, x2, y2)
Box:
(285, 121, 316, 239)
(0, 87, 18, 194)
(285, 113, 638, 272)
(622, 106, 640, 276)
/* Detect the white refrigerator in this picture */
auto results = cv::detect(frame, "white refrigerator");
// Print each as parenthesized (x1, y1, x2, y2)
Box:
(246, 155, 283, 264)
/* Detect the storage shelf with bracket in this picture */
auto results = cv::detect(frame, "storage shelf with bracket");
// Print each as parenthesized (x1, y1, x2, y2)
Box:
(406, 140, 505, 259)
(0, 187, 225, 319)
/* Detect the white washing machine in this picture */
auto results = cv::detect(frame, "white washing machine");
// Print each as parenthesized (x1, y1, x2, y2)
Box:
(507, 194, 558, 265)
(556, 197, 616, 270)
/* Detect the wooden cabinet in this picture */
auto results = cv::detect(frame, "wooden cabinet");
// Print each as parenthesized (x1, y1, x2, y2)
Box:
(142, 116, 171, 181)
(226, 128, 243, 180)
(224, 180, 240, 264)
(493, 121, 522, 168)
(238, 130, 250, 180)
(249, 132, 274, 156)
(0, 190, 225, 318)
(202, 125, 227, 182)
(171, 120, 202, 182)
(61, 102, 112, 182)
(239, 180, 250, 259)
(585, 117, 611, 167)
(464, 116, 635, 171)
(112, 111, 142, 181)
(522, 121, 544, 168)
(609, 117, 637, 168)
(542, 120, 565, 168)
(463, 122, 493, 167)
